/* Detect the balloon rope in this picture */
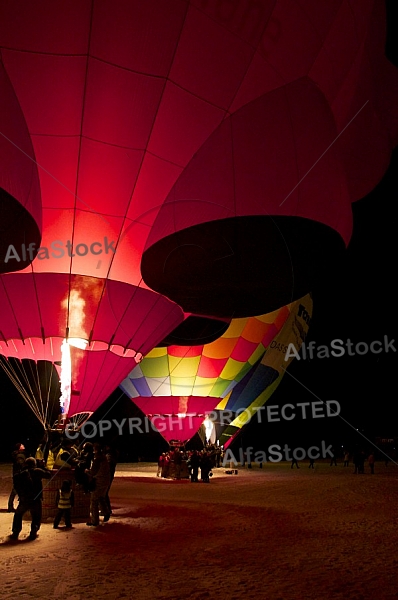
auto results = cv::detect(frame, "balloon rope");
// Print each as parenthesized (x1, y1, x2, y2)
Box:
(41, 360, 55, 428)
(31, 359, 46, 423)
(14, 359, 45, 426)
(0, 357, 45, 426)
(47, 362, 59, 427)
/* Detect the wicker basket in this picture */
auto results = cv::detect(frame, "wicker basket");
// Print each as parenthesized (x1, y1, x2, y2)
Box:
(41, 469, 90, 522)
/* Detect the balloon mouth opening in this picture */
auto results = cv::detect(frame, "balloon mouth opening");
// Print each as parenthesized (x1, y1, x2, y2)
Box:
(142, 215, 346, 318)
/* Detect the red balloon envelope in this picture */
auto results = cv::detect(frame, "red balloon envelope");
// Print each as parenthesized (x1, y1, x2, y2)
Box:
(0, 1, 397, 425)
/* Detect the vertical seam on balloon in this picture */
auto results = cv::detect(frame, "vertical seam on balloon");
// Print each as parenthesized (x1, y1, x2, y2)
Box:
(67, 0, 96, 336)
(96, 16, 191, 340)
(104, 3, 192, 342)
(77, 348, 107, 415)
(85, 353, 148, 424)
(223, 0, 278, 115)
(297, 0, 345, 84)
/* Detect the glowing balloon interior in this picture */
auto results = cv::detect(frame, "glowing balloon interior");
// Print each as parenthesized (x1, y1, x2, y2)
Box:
(0, 2, 397, 437)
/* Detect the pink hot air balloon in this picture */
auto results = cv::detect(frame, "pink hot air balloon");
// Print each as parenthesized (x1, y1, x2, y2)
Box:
(0, 272, 183, 428)
(0, 1, 397, 429)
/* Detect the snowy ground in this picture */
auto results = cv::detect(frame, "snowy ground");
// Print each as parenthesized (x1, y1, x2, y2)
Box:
(1, 460, 397, 600)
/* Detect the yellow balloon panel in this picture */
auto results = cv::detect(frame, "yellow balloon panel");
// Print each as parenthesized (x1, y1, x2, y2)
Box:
(169, 354, 201, 378)
(221, 318, 247, 339)
(145, 347, 168, 359)
(140, 353, 169, 378)
(220, 357, 247, 381)
(189, 376, 218, 397)
(170, 377, 196, 396)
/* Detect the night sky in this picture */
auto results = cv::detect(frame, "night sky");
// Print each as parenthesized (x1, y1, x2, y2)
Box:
(1, 2, 397, 463)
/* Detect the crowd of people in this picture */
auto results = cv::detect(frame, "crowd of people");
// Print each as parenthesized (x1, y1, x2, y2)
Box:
(6, 436, 388, 541)
(157, 444, 224, 482)
(7, 436, 119, 540)
(287, 448, 380, 472)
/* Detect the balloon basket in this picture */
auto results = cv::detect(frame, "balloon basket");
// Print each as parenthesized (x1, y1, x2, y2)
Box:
(41, 468, 90, 522)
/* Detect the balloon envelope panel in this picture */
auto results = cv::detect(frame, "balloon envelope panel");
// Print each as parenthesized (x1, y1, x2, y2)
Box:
(120, 304, 297, 442)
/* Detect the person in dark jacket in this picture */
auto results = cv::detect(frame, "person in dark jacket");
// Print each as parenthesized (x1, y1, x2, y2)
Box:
(75, 442, 94, 492)
(200, 451, 212, 483)
(104, 445, 118, 515)
(8, 443, 26, 512)
(85, 444, 111, 526)
(189, 451, 200, 483)
(174, 447, 182, 480)
(10, 457, 51, 540)
(157, 453, 165, 477)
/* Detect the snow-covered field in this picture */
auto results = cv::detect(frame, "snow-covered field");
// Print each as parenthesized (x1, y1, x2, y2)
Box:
(1, 460, 397, 600)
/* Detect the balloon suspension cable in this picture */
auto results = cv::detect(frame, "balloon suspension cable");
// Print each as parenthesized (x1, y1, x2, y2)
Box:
(0, 355, 58, 429)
